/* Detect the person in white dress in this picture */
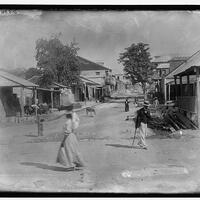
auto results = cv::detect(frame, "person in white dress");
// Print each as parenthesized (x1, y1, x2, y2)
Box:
(56, 105, 85, 169)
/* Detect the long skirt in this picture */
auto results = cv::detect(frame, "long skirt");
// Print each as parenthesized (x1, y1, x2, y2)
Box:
(56, 133, 85, 168)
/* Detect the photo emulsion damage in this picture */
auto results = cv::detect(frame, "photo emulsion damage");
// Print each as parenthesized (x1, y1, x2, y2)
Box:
(0, 8, 200, 194)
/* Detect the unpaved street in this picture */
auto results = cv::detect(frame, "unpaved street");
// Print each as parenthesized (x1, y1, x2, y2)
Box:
(1, 102, 200, 193)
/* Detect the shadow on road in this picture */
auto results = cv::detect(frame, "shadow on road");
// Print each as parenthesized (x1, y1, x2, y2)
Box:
(21, 162, 81, 172)
(24, 135, 38, 137)
(106, 143, 144, 149)
(147, 134, 170, 140)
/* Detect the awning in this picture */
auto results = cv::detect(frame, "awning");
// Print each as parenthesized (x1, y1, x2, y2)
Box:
(80, 76, 100, 86)
(0, 76, 22, 87)
(51, 82, 68, 88)
(37, 87, 61, 92)
(0, 70, 38, 87)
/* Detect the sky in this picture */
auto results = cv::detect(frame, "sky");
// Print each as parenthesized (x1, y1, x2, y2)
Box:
(1, 10, 200, 73)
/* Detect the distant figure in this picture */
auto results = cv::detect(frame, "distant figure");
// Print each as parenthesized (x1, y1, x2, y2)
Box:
(125, 98, 129, 112)
(135, 101, 152, 149)
(134, 98, 137, 107)
(100, 96, 105, 103)
(154, 97, 159, 108)
(56, 104, 85, 169)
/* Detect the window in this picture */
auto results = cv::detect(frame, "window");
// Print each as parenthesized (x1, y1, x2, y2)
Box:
(96, 72, 100, 75)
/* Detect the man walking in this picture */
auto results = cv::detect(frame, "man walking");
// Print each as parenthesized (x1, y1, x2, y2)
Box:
(135, 101, 152, 149)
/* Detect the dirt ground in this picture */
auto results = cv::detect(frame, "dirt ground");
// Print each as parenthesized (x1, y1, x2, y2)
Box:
(1, 102, 200, 193)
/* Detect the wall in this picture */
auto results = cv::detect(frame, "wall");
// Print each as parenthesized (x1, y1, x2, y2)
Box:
(0, 87, 21, 117)
(80, 70, 107, 85)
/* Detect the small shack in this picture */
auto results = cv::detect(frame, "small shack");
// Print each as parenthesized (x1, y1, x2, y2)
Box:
(165, 50, 200, 127)
(0, 70, 38, 121)
(28, 76, 69, 109)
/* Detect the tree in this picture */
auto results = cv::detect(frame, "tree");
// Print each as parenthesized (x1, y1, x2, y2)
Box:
(118, 43, 155, 98)
(25, 67, 41, 79)
(35, 36, 80, 88)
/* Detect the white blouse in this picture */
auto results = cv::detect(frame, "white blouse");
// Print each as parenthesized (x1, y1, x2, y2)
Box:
(63, 112, 80, 135)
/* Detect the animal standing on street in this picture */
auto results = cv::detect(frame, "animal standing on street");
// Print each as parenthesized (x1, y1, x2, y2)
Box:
(86, 106, 96, 117)
(134, 101, 152, 150)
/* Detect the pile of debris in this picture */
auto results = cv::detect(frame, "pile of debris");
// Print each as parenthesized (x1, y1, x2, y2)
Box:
(148, 103, 198, 133)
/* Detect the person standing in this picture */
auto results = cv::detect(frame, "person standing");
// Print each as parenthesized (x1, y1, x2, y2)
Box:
(56, 104, 85, 169)
(154, 97, 159, 108)
(135, 101, 152, 149)
(125, 98, 129, 112)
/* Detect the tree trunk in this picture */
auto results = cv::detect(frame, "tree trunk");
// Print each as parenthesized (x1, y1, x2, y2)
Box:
(142, 83, 147, 100)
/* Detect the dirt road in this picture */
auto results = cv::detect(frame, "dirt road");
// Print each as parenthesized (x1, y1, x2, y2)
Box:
(1, 102, 200, 193)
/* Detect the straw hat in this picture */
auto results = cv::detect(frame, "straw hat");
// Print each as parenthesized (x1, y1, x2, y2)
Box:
(143, 101, 150, 107)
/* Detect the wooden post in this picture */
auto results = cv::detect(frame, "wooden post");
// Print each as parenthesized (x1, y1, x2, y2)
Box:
(20, 87, 25, 117)
(51, 89, 53, 109)
(85, 84, 87, 106)
(180, 75, 182, 97)
(187, 75, 190, 97)
(168, 83, 171, 100)
(196, 67, 200, 128)
(174, 76, 177, 100)
(187, 75, 190, 84)
(34, 88, 38, 116)
(164, 78, 167, 103)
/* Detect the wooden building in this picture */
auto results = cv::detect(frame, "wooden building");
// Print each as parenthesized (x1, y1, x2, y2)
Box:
(0, 70, 38, 119)
(165, 50, 200, 127)
(28, 76, 68, 109)
(152, 55, 188, 103)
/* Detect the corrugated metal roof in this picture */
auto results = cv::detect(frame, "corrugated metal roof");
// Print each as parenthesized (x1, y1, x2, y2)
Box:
(166, 50, 200, 79)
(169, 56, 189, 62)
(0, 76, 21, 87)
(0, 70, 38, 87)
(78, 56, 111, 71)
(152, 55, 172, 63)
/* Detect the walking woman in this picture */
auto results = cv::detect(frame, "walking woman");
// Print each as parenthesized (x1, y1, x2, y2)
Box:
(56, 104, 85, 169)
(125, 98, 129, 112)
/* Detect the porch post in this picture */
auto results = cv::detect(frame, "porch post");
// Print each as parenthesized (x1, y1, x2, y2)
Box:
(180, 75, 182, 97)
(51, 89, 54, 109)
(187, 75, 190, 84)
(196, 67, 200, 128)
(84, 83, 87, 106)
(20, 87, 25, 117)
(164, 78, 167, 103)
(174, 76, 177, 100)
(187, 75, 190, 96)
(168, 83, 171, 100)
(34, 87, 38, 116)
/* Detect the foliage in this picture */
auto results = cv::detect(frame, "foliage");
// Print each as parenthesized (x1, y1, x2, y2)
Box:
(25, 67, 41, 79)
(35, 36, 80, 88)
(118, 43, 155, 96)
